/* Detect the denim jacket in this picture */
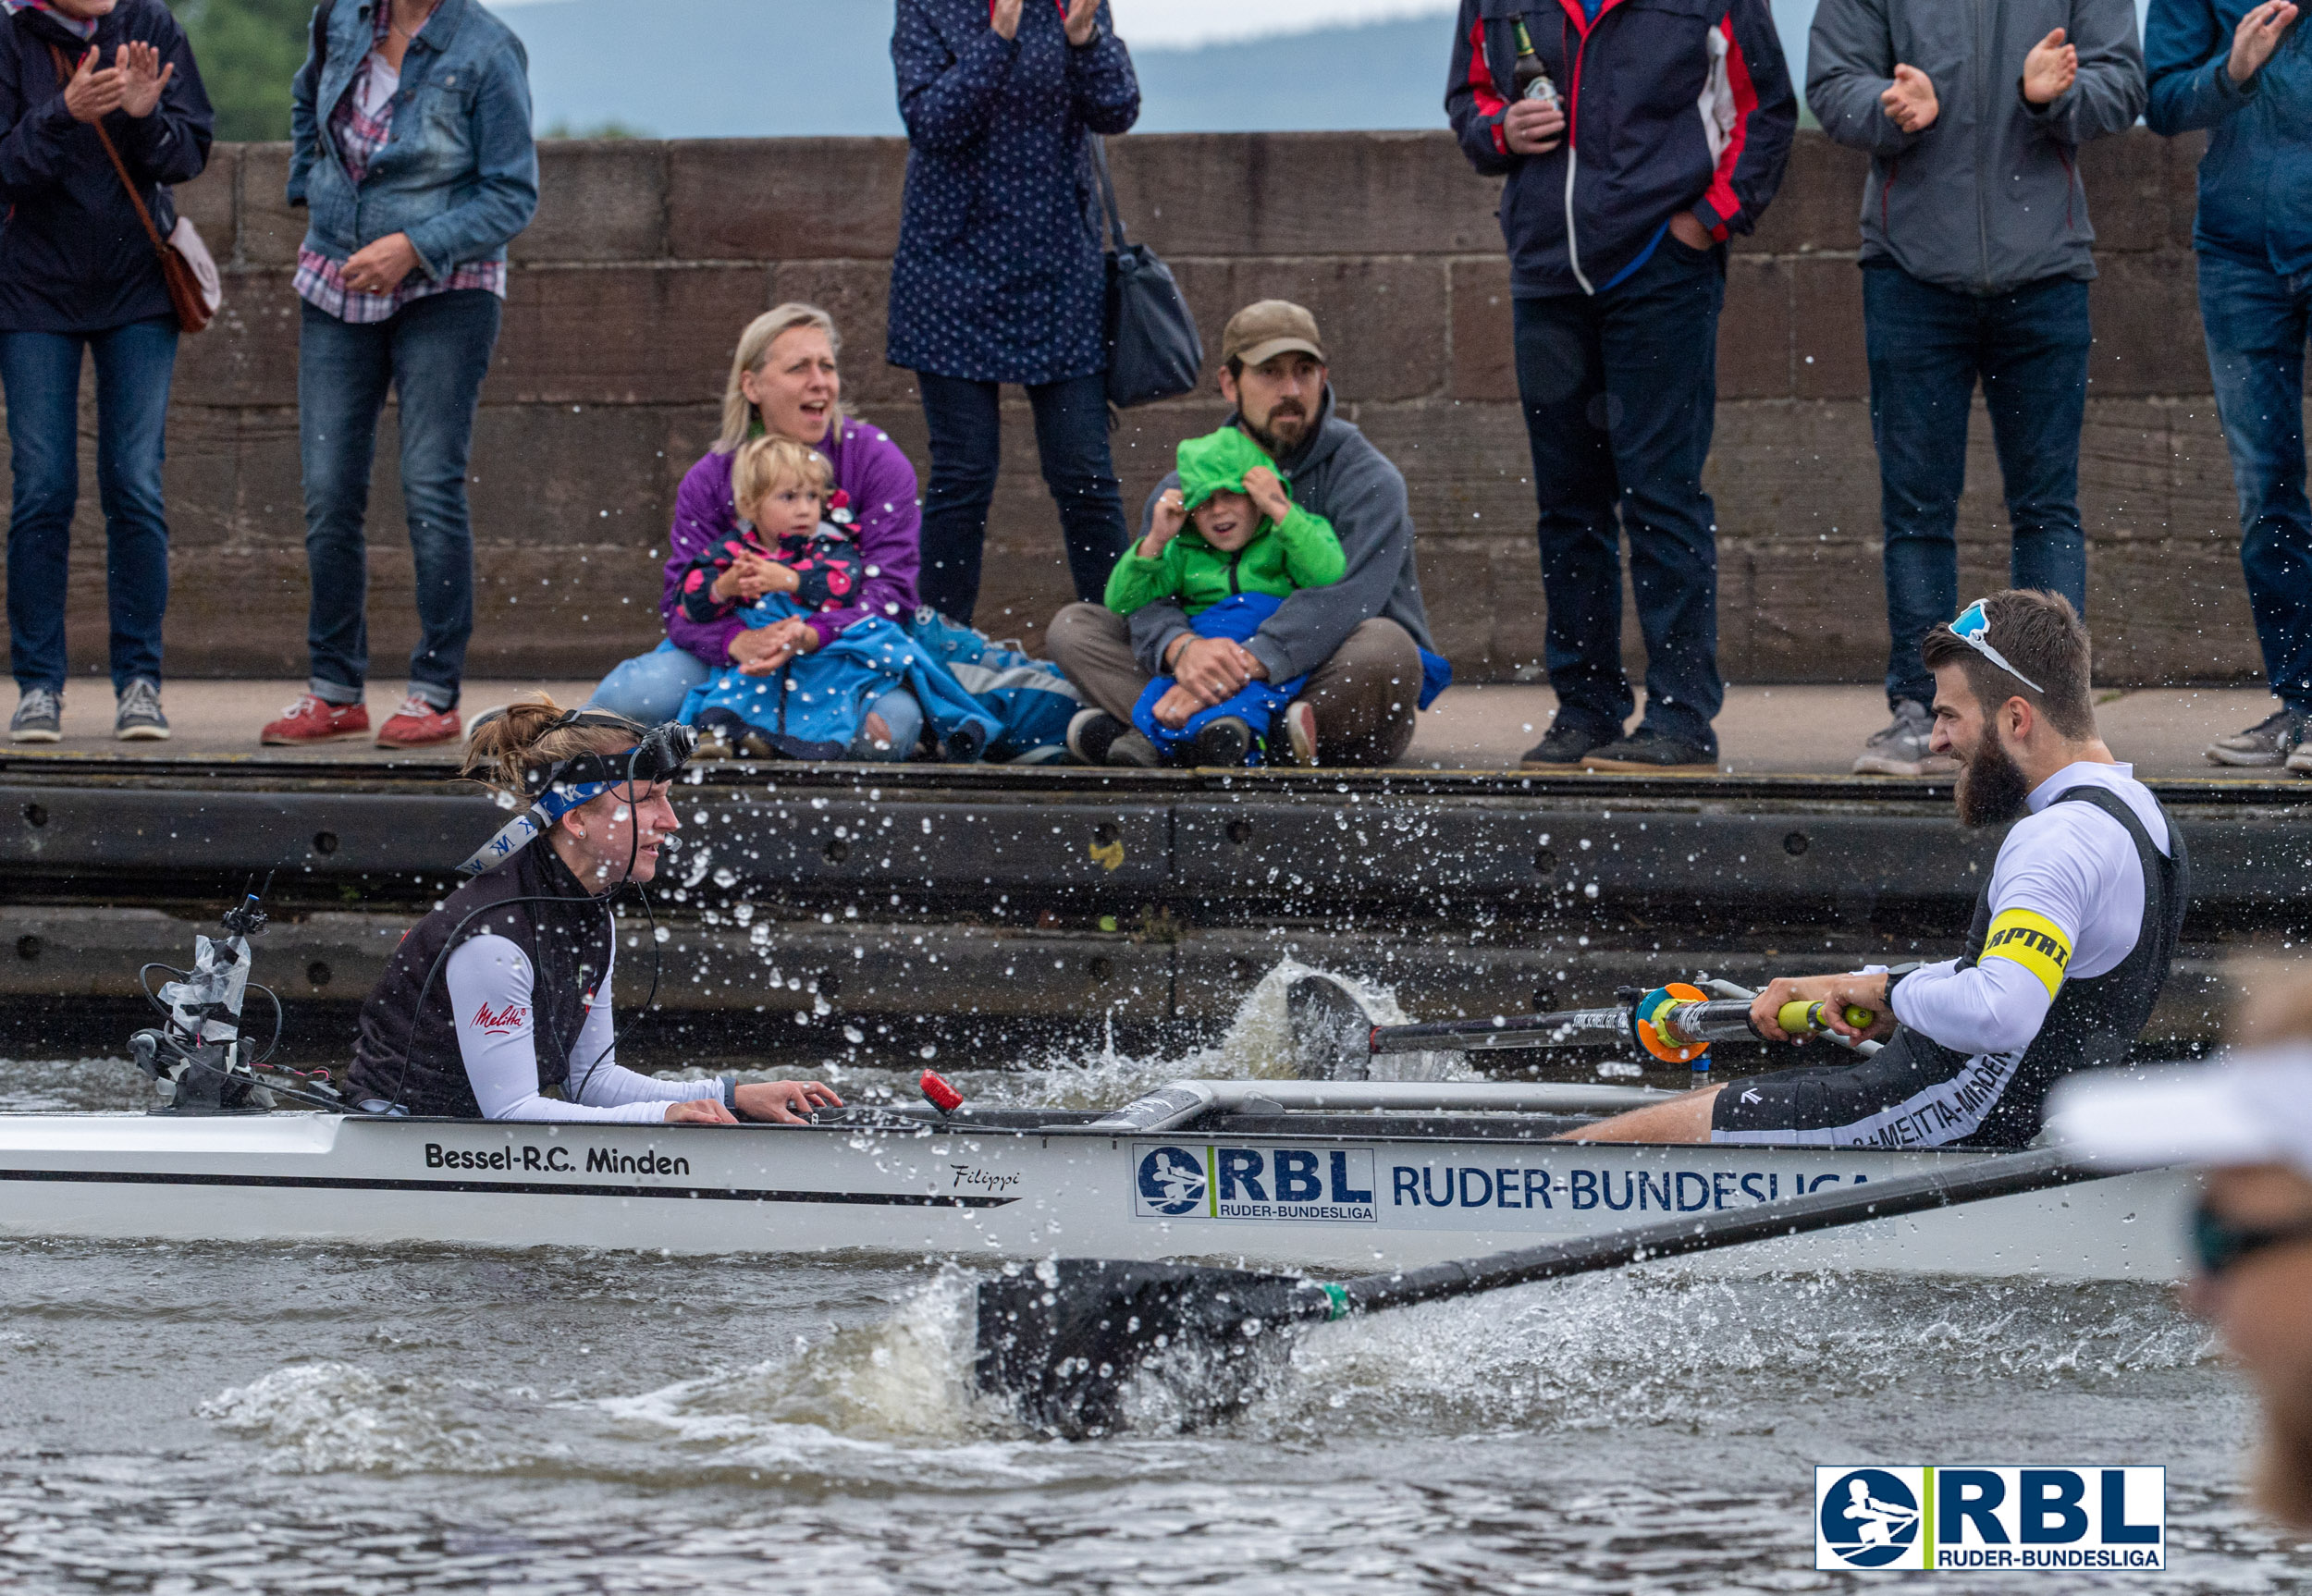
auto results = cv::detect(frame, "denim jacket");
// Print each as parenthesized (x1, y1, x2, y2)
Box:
(287, 0, 536, 279)
(2146, 0, 2312, 279)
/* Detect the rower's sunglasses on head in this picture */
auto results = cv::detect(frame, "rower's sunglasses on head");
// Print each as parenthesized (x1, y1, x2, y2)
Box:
(1948, 600, 2047, 695)
(2191, 1198, 2312, 1278)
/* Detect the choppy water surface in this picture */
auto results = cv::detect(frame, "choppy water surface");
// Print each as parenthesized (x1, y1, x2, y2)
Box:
(2, 971, 2304, 1593)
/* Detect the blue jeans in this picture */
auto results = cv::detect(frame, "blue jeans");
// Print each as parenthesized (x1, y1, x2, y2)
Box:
(299, 291, 501, 710)
(2, 316, 178, 694)
(587, 638, 923, 761)
(2198, 249, 2312, 715)
(916, 370, 1126, 624)
(1863, 264, 2091, 709)
(1513, 237, 1728, 752)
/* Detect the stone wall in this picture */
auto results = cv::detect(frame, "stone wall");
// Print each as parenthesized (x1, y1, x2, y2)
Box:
(0, 129, 2278, 687)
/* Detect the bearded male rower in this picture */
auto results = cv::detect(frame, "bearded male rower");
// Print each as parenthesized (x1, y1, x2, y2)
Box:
(1571, 589, 2188, 1149)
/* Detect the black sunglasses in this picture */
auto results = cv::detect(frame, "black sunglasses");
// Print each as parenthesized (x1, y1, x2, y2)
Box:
(2191, 1199, 2312, 1278)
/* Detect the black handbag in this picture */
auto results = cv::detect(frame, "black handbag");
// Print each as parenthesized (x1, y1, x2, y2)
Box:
(1091, 137, 1203, 410)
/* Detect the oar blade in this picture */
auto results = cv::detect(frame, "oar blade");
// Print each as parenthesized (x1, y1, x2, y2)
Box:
(973, 1258, 1319, 1438)
(1285, 974, 1376, 1082)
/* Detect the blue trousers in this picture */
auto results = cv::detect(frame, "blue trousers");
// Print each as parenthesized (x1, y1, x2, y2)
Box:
(298, 291, 501, 711)
(589, 638, 922, 760)
(2198, 249, 2312, 715)
(1, 316, 178, 693)
(916, 370, 1127, 624)
(1513, 237, 1727, 754)
(1863, 264, 2091, 710)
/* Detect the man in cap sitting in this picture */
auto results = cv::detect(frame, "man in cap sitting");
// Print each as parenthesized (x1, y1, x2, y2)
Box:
(1050, 300, 1446, 767)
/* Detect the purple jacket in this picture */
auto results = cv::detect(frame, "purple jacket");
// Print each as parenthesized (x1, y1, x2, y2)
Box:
(659, 420, 923, 667)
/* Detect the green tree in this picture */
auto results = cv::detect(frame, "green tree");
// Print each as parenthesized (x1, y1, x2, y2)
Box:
(166, 0, 313, 142)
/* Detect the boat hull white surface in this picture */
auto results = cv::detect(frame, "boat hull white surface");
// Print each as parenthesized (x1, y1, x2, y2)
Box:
(0, 1114, 2193, 1280)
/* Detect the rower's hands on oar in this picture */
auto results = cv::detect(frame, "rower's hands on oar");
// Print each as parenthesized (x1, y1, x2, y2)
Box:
(735, 1079, 842, 1123)
(1750, 972, 1896, 1044)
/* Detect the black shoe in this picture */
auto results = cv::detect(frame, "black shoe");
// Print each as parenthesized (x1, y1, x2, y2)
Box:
(1579, 727, 1718, 773)
(1520, 718, 1618, 768)
(1191, 716, 1252, 767)
(941, 722, 987, 762)
(1065, 707, 1129, 766)
(1106, 730, 1161, 767)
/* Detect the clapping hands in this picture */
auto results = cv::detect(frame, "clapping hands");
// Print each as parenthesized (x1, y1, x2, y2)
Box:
(2229, 1, 2298, 83)
(2022, 28, 2078, 105)
(63, 41, 173, 124)
(990, 0, 1100, 46)
(1879, 64, 1938, 133)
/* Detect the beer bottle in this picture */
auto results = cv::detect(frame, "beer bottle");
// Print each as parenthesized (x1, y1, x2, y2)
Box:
(1511, 16, 1560, 109)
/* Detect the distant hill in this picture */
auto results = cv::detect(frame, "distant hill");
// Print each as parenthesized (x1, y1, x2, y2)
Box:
(506, 0, 1821, 139)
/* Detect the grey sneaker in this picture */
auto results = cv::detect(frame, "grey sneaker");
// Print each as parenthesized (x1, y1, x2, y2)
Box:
(2207, 707, 2305, 768)
(114, 678, 169, 741)
(9, 685, 61, 743)
(1853, 699, 1954, 777)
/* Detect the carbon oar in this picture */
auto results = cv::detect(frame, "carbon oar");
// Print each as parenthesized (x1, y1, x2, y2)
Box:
(971, 1144, 2096, 1439)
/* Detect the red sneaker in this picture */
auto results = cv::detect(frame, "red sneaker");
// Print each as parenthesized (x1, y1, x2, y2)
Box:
(261, 694, 370, 746)
(375, 694, 461, 749)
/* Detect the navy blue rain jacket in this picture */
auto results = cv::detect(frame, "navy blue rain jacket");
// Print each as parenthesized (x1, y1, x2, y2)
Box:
(887, 0, 1139, 385)
(2146, 0, 2312, 278)
(0, 0, 212, 333)
(1445, 0, 1796, 299)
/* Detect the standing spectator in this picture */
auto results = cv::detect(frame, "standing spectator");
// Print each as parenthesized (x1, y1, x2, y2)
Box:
(1811, 0, 2146, 778)
(2, 0, 212, 743)
(1449, 0, 1795, 773)
(260, 0, 536, 750)
(888, 0, 1138, 627)
(2145, 1, 2312, 769)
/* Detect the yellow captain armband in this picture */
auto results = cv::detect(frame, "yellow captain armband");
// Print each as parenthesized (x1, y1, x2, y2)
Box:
(1980, 908, 2073, 997)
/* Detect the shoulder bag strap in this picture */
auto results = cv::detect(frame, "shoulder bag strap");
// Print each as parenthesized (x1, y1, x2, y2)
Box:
(48, 43, 167, 258)
(1088, 134, 1128, 252)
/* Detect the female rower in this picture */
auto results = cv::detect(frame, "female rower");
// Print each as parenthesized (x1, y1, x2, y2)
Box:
(343, 696, 841, 1123)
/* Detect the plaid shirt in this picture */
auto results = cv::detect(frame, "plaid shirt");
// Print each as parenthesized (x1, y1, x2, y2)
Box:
(292, 1, 506, 325)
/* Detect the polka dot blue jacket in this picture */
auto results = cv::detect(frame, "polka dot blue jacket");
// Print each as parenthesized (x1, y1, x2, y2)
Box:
(887, 0, 1139, 386)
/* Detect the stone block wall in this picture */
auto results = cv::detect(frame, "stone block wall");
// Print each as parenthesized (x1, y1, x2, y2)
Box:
(0, 129, 2280, 686)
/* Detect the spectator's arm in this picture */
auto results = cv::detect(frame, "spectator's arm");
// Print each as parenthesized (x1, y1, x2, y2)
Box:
(0, 44, 86, 201)
(1806, 0, 1922, 156)
(1691, 0, 1798, 239)
(399, 48, 538, 278)
(1065, 0, 1138, 136)
(117, 10, 213, 187)
(1243, 443, 1413, 683)
(2144, 0, 2249, 135)
(288, 4, 324, 204)
(1275, 505, 1347, 591)
(661, 460, 748, 669)
(2021, 0, 2146, 142)
(674, 546, 743, 625)
(1444, 0, 1515, 176)
(1125, 472, 1194, 673)
(802, 430, 924, 649)
(893, 0, 1015, 155)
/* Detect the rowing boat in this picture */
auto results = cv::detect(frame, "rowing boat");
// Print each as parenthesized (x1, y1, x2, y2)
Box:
(0, 1078, 2193, 1278)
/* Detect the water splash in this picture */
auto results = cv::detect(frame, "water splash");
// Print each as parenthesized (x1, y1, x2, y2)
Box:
(199, 1361, 552, 1475)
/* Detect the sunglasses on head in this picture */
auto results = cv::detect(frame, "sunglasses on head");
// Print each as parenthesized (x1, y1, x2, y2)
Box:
(1948, 600, 2047, 695)
(2191, 1198, 2312, 1278)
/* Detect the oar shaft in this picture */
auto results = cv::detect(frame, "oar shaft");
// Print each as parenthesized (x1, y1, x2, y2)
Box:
(1367, 1008, 1633, 1054)
(1336, 1145, 2091, 1316)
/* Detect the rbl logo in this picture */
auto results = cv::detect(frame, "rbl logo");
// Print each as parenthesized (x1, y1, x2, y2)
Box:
(1815, 1466, 2164, 1572)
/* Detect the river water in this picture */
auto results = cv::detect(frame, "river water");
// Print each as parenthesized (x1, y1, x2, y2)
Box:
(3, 976, 2306, 1594)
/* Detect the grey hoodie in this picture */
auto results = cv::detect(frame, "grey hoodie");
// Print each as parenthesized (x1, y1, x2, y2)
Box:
(1126, 388, 1436, 683)
(1807, 0, 2146, 296)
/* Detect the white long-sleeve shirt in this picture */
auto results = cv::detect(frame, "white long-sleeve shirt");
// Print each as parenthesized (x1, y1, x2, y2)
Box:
(442, 932, 720, 1123)
(1887, 761, 2171, 1057)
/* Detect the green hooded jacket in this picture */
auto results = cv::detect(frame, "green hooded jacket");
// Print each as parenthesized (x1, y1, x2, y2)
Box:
(1104, 427, 1347, 617)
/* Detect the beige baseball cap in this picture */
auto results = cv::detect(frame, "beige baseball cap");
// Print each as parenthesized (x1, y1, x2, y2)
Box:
(1221, 301, 1327, 370)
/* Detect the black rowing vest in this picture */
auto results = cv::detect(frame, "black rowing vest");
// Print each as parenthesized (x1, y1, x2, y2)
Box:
(1885, 785, 2189, 1149)
(346, 844, 615, 1116)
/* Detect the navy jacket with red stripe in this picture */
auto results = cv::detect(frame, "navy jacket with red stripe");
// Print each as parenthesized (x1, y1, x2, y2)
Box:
(1445, 0, 1796, 299)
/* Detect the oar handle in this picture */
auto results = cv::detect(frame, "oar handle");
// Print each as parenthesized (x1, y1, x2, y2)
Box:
(1775, 1000, 1877, 1037)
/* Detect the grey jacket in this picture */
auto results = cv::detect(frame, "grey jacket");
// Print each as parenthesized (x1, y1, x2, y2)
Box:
(1127, 388, 1435, 683)
(1807, 0, 2146, 294)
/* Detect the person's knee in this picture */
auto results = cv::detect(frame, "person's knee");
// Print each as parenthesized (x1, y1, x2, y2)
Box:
(1046, 602, 1124, 668)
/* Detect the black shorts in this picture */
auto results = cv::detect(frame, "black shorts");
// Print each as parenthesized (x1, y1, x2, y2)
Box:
(1707, 1030, 2035, 1150)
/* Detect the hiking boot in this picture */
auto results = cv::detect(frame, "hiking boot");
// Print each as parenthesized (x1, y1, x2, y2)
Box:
(2207, 707, 2306, 768)
(1191, 716, 1253, 767)
(1521, 717, 1618, 769)
(376, 694, 461, 749)
(9, 685, 61, 743)
(114, 678, 168, 741)
(1065, 707, 1130, 767)
(261, 694, 369, 745)
(1580, 727, 1718, 773)
(1106, 730, 1161, 768)
(691, 725, 736, 761)
(1853, 699, 1955, 778)
(1281, 700, 1318, 767)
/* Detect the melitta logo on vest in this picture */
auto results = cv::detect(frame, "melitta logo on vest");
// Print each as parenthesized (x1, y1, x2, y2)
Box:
(472, 1001, 528, 1036)
(1814, 1466, 2163, 1571)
